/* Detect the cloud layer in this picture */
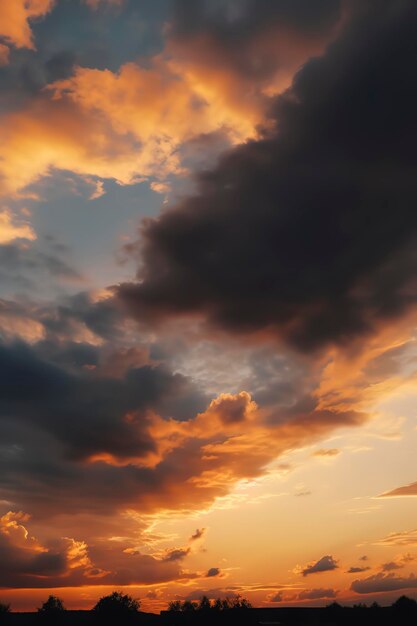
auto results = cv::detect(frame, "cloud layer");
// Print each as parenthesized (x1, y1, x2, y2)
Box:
(118, 1, 417, 353)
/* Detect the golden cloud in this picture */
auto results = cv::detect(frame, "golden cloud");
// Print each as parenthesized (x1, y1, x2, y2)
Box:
(0, 208, 36, 243)
(0, 0, 53, 51)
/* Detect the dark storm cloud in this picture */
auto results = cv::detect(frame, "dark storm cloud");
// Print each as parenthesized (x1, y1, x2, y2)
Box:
(0, 340, 205, 460)
(172, 0, 341, 37)
(170, 0, 342, 80)
(118, 0, 417, 352)
(302, 555, 338, 577)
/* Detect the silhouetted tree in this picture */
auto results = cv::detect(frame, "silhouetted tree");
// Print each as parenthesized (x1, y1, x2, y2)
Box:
(392, 595, 417, 613)
(93, 591, 139, 621)
(38, 596, 66, 613)
(0, 603, 11, 626)
(231, 595, 252, 610)
(181, 601, 197, 612)
(37, 596, 66, 625)
(198, 596, 211, 612)
(326, 601, 343, 611)
(221, 598, 233, 611)
(212, 598, 223, 612)
(167, 595, 252, 614)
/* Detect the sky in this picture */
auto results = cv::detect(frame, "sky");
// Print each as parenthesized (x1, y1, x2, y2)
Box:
(0, 0, 417, 613)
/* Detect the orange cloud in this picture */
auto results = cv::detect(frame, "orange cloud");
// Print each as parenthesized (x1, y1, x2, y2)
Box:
(313, 312, 417, 418)
(0, 54, 262, 198)
(376, 530, 417, 547)
(313, 448, 340, 457)
(0, 43, 9, 65)
(79, 389, 365, 517)
(0, 511, 42, 552)
(0, 0, 53, 51)
(0, 98, 145, 196)
(49, 58, 258, 154)
(0, 8, 341, 197)
(0, 208, 36, 243)
(379, 481, 417, 498)
(0, 511, 196, 589)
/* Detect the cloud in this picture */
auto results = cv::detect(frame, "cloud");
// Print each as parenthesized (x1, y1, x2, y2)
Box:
(0, 340, 207, 463)
(376, 530, 417, 547)
(0, 510, 196, 588)
(0, 55, 258, 199)
(269, 592, 283, 602)
(380, 481, 417, 497)
(347, 567, 370, 574)
(0, 329, 368, 523)
(351, 573, 417, 595)
(313, 448, 340, 458)
(118, 0, 417, 353)
(0, 330, 366, 523)
(297, 588, 338, 600)
(190, 528, 206, 542)
(206, 567, 221, 578)
(0, 208, 36, 244)
(184, 588, 239, 602)
(2, 0, 416, 601)
(169, 0, 342, 113)
(0, 0, 54, 51)
(0, 511, 77, 587)
(301, 555, 338, 577)
(0, 43, 9, 66)
(382, 562, 402, 572)
(160, 547, 191, 563)
(381, 554, 414, 571)
(0, 0, 345, 198)
(0, 240, 83, 296)
(85, 0, 123, 9)
(206, 391, 256, 424)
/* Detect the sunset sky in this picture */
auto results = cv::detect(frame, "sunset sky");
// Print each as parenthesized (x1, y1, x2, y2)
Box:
(1, 0, 417, 613)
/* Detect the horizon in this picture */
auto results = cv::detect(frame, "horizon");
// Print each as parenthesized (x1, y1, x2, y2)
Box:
(0, 0, 417, 615)
(3, 591, 416, 614)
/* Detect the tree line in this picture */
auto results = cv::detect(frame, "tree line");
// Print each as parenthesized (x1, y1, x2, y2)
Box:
(0, 592, 251, 617)
(1, 591, 417, 619)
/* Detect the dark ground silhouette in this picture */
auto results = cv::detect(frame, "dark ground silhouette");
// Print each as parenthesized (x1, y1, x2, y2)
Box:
(1, 594, 417, 625)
